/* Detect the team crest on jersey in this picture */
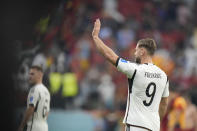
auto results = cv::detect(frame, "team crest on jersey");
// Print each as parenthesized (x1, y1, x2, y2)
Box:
(30, 96, 34, 102)
(121, 58, 128, 63)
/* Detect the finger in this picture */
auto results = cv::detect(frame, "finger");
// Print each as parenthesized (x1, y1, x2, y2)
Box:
(97, 19, 100, 25)
(96, 18, 100, 22)
(92, 19, 100, 37)
(95, 19, 99, 24)
(94, 20, 98, 27)
(95, 20, 100, 29)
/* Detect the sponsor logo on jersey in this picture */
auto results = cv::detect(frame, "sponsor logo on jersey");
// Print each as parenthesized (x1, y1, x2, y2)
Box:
(30, 96, 34, 102)
(121, 59, 128, 63)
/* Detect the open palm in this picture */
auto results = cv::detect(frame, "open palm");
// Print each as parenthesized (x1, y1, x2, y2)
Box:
(92, 19, 101, 38)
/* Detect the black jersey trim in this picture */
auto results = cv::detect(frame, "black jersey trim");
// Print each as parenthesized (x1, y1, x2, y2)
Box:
(29, 93, 40, 131)
(115, 57, 120, 67)
(126, 124, 130, 131)
(164, 76, 169, 88)
(125, 90, 131, 123)
(128, 69, 137, 93)
(34, 93, 41, 112)
(29, 104, 34, 107)
(144, 63, 155, 65)
(125, 69, 137, 122)
(126, 124, 152, 131)
(166, 76, 169, 84)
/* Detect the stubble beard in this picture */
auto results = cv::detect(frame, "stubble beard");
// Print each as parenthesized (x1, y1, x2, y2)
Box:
(135, 57, 141, 64)
(29, 80, 36, 87)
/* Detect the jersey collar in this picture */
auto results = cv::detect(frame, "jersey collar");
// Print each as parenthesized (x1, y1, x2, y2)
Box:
(144, 63, 154, 65)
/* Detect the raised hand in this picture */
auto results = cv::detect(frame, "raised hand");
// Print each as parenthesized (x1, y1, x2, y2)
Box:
(92, 19, 101, 39)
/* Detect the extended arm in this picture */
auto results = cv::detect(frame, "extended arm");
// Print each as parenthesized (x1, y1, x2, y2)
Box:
(92, 19, 119, 65)
(159, 97, 168, 122)
(18, 105, 35, 131)
(194, 108, 197, 131)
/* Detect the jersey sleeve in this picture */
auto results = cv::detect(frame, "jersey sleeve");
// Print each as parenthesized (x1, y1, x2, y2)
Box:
(116, 57, 138, 78)
(162, 78, 169, 97)
(28, 87, 40, 107)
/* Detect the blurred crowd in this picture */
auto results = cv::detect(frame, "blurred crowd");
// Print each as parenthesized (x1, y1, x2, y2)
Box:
(14, 0, 197, 131)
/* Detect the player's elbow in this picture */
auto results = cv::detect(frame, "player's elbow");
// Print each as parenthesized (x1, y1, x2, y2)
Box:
(159, 97, 168, 115)
(163, 101, 168, 108)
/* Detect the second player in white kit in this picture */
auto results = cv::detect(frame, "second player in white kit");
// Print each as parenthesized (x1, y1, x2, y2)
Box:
(26, 83, 50, 131)
(18, 66, 50, 131)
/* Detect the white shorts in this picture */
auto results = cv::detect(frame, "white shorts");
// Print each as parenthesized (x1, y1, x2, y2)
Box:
(125, 124, 151, 131)
(26, 122, 48, 131)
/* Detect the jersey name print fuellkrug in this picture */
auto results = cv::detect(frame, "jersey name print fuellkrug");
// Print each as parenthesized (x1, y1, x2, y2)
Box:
(116, 58, 169, 131)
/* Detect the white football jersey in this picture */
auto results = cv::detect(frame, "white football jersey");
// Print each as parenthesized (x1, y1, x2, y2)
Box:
(26, 84, 50, 131)
(116, 58, 169, 131)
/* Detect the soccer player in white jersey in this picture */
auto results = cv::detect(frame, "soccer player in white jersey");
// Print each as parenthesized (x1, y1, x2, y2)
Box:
(18, 66, 50, 131)
(92, 19, 169, 131)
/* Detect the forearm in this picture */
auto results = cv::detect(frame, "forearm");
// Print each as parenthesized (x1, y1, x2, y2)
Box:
(168, 127, 174, 131)
(19, 107, 34, 129)
(159, 104, 167, 122)
(159, 97, 168, 122)
(93, 36, 118, 65)
(194, 114, 197, 131)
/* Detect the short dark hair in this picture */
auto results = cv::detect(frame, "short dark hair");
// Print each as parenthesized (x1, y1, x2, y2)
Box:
(138, 38, 157, 56)
(30, 65, 43, 73)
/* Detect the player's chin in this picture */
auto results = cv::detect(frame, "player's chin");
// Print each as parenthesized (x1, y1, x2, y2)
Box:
(29, 80, 34, 85)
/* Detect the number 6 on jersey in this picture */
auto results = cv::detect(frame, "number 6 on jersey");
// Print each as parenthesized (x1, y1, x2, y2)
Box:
(42, 99, 48, 118)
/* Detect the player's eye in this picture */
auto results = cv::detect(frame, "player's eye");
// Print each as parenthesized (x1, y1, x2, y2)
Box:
(30, 73, 34, 75)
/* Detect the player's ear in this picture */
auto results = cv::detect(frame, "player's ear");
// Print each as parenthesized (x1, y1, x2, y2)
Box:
(37, 71, 42, 78)
(40, 71, 44, 77)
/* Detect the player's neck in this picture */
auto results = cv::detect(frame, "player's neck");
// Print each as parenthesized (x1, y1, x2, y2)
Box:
(140, 56, 153, 64)
(36, 80, 42, 85)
